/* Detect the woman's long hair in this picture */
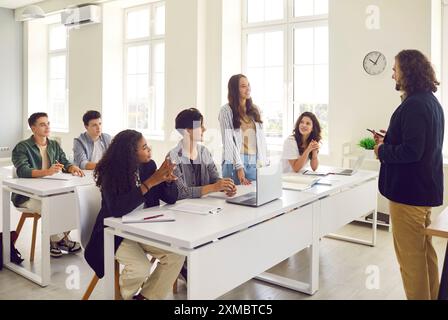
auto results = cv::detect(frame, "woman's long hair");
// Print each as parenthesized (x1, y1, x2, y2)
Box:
(395, 50, 440, 96)
(94, 129, 143, 195)
(293, 112, 322, 159)
(227, 74, 262, 129)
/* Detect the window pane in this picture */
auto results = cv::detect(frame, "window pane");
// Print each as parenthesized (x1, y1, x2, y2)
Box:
(154, 5, 165, 35)
(314, 0, 329, 15)
(153, 43, 165, 73)
(126, 8, 150, 39)
(127, 45, 149, 75)
(247, 68, 265, 103)
(153, 72, 165, 133)
(264, 67, 284, 102)
(294, 27, 314, 65)
(265, 31, 283, 66)
(247, 33, 265, 68)
(294, 65, 314, 103)
(294, 0, 314, 17)
(314, 26, 328, 64)
(247, 0, 264, 23)
(49, 79, 66, 101)
(49, 25, 66, 51)
(49, 55, 66, 79)
(314, 65, 328, 103)
(265, 0, 284, 21)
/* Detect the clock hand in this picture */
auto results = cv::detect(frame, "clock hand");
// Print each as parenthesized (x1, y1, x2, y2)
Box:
(374, 54, 381, 65)
(369, 59, 376, 64)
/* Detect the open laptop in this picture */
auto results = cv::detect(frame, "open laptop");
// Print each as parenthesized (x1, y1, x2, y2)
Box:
(331, 154, 365, 176)
(226, 162, 282, 207)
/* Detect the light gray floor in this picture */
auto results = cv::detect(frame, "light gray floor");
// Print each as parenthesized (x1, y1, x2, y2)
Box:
(1, 214, 446, 300)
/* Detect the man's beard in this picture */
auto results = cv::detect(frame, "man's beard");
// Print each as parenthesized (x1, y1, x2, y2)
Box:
(395, 82, 401, 91)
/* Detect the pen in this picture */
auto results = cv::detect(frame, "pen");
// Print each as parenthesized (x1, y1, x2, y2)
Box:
(144, 214, 164, 220)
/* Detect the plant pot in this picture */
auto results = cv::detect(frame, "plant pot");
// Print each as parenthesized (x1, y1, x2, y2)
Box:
(363, 149, 375, 159)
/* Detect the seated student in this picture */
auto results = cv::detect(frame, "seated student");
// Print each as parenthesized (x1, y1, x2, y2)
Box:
(11, 112, 84, 258)
(168, 108, 237, 199)
(84, 129, 185, 300)
(282, 112, 321, 173)
(73, 110, 112, 170)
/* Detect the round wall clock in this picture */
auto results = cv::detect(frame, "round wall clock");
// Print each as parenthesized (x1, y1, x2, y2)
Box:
(363, 51, 387, 75)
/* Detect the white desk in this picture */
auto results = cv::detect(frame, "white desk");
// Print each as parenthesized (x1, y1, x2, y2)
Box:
(103, 170, 378, 299)
(302, 170, 379, 246)
(104, 190, 320, 299)
(2, 172, 94, 286)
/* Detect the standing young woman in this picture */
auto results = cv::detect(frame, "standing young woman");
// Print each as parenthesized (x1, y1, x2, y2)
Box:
(219, 74, 268, 185)
(84, 129, 184, 300)
(282, 112, 321, 173)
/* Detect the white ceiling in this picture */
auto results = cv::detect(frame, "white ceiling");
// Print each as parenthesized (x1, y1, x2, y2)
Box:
(0, 0, 42, 9)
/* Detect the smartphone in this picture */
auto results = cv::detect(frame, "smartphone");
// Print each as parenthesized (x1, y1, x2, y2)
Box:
(366, 129, 385, 137)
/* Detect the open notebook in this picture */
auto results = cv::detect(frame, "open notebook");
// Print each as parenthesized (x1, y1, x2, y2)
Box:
(282, 174, 320, 191)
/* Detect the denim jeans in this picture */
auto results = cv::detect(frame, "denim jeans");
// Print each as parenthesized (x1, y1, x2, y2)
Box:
(222, 154, 257, 185)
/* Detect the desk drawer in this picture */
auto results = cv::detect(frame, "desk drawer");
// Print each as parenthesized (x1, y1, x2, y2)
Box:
(319, 179, 377, 237)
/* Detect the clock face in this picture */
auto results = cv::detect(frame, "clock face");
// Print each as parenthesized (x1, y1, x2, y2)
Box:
(363, 51, 387, 75)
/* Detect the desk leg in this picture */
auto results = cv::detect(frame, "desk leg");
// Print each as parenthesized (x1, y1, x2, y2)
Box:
(325, 209, 377, 247)
(2, 188, 11, 268)
(104, 228, 115, 300)
(439, 243, 448, 300)
(40, 198, 51, 286)
(255, 202, 320, 295)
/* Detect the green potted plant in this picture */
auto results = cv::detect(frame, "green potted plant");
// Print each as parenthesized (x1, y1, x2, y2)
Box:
(358, 137, 376, 159)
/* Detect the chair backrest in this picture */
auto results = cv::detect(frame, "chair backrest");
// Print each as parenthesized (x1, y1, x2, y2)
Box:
(74, 184, 102, 249)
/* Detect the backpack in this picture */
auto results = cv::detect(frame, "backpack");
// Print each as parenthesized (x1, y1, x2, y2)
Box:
(0, 231, 24, 269)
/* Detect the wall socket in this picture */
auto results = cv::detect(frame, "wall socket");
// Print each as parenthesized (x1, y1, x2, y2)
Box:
(0, 147, 10, 152)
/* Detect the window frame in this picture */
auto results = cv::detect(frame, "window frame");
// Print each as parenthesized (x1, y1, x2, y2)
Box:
(123, 1, 165, 140)
(242, 0, 329, 153)
(47, 22, 69, 133)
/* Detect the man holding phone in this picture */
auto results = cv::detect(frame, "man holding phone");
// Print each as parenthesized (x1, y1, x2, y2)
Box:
(372, 50, 444, 300)
(11, 112, 84, 258)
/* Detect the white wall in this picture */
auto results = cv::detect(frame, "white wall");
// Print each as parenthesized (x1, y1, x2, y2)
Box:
(0, 8, 22, 157)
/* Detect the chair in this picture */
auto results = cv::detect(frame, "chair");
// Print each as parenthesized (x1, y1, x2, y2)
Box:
(11, 168, 40, 262)
(76, 185, 178, 300)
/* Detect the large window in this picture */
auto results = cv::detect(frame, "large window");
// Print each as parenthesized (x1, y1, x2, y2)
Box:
(124, 2, 165, 139)
(243, 0, 329, 153)
(47, 23, 69, 132)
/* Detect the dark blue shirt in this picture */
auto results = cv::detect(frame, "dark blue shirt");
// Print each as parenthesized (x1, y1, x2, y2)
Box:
(84, 160, 178, 278)
(378, 92, 444, 207)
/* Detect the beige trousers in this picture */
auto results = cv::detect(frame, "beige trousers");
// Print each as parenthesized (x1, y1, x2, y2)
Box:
(115, 239, 185, 300)
(19, 198, 67, 243)
(389, 200, 439, 300)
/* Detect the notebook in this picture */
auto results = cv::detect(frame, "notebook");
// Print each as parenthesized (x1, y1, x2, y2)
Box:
(40, 172, 85, 181)
(282, 174, 320, 191)
(122, 208, 175, 223)
(169, 202, 223, 215)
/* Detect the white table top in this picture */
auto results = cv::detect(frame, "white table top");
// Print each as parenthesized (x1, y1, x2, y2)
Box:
(105, 189, 318, 249)
(2, 171, 95, 196)
(301, 170, 378, 197)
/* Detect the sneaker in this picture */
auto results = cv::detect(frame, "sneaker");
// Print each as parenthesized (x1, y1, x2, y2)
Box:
(50, 242, 63, 258)
(132, 294, 147, 300)
(57, 238, 81, 253)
